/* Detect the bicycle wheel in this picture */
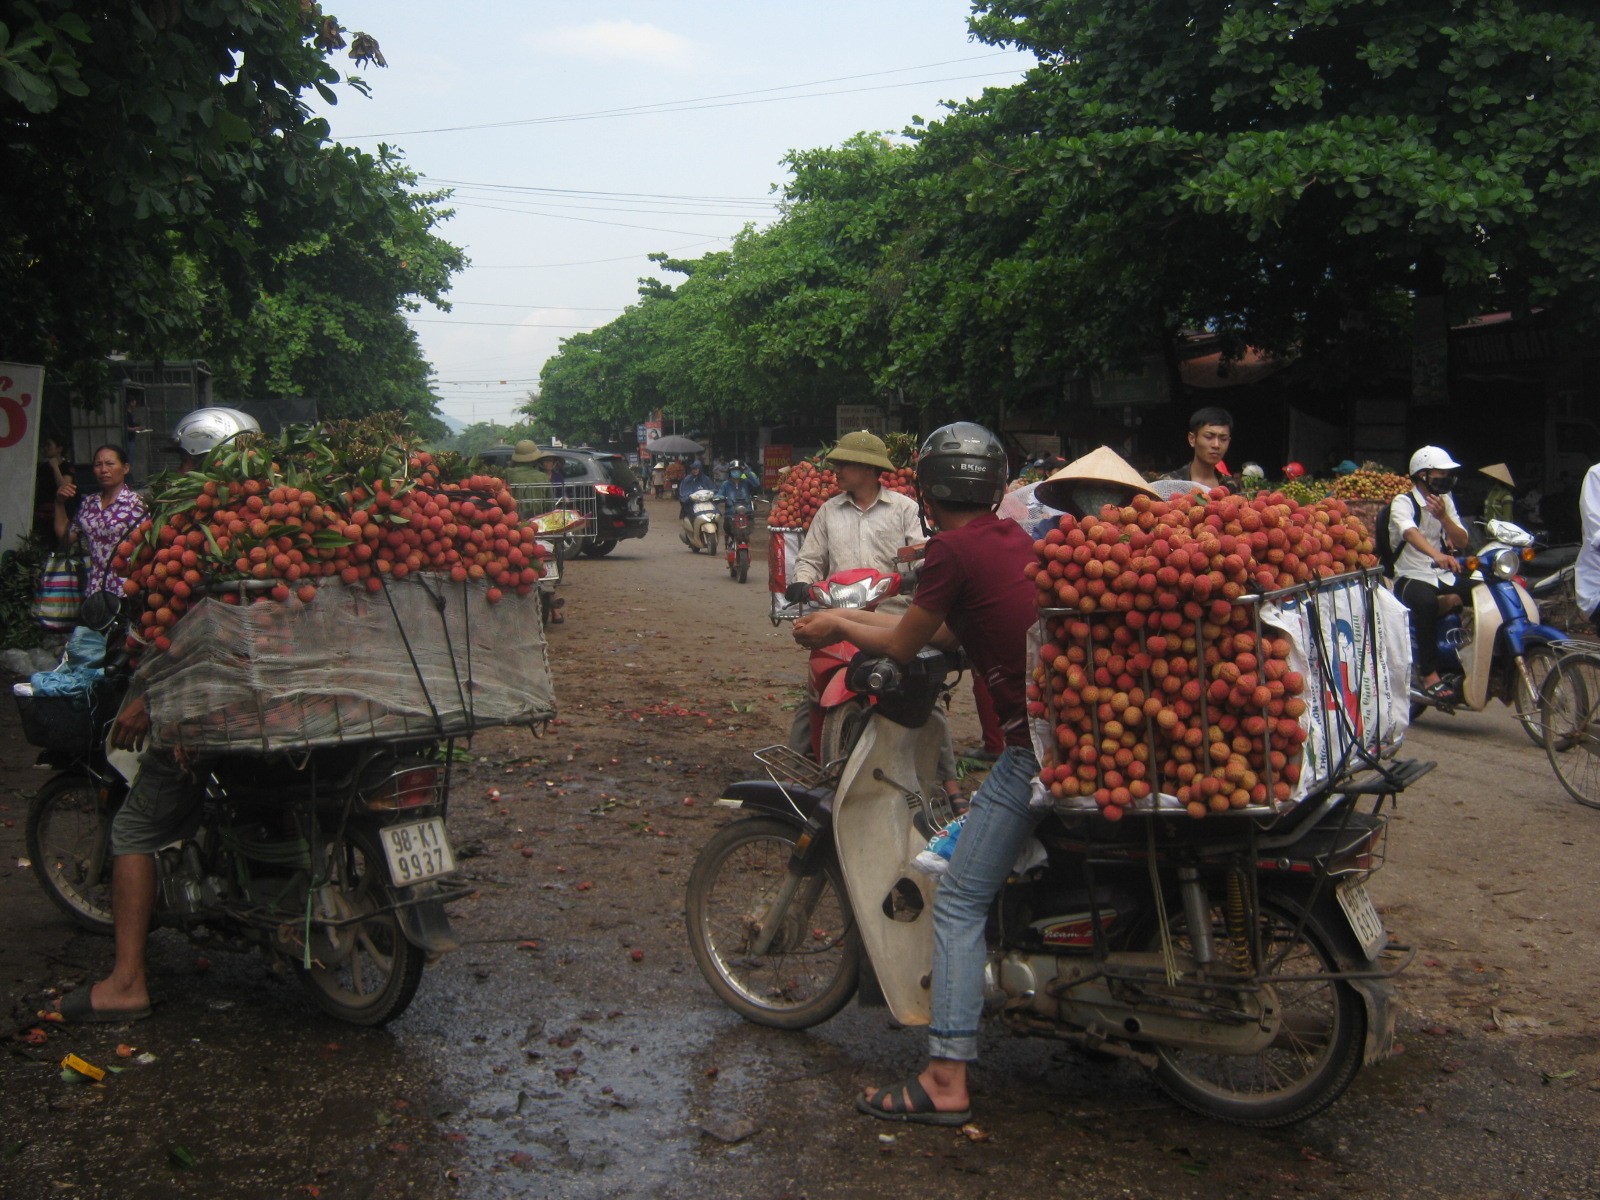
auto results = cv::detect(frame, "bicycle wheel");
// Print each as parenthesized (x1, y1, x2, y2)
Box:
(1542, 651, 1600, 809)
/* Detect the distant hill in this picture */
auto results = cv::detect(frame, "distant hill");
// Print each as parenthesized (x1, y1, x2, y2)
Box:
(438, 413, 467, 434)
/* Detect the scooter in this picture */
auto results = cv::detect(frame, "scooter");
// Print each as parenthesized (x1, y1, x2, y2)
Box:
(687, 648, 1427, 1126)
(1524, 544, 1587, 635)
(1409, 519, 1569, 744)
(720, 497, 762, 584)
(680, 489, 719, 555)
(19, 678, 466, 1027)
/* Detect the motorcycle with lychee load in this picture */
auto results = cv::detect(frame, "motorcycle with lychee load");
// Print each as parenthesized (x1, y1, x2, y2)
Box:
(1405, 519, 1568, 744)
(18, 666, 468, 1027)
(688, 643, 1428, 1127)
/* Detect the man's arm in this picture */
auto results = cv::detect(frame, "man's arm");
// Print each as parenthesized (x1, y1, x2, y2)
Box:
(1581, 465, 1600, 550)
(791, 501, 833, 585)
(792, 603, 955, 661)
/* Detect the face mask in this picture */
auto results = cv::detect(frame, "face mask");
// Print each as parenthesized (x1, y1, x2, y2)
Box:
(1424, 473, 1456, 495)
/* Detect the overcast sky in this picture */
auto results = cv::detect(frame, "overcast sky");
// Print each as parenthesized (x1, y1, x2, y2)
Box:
(314, 2, 1035, 428)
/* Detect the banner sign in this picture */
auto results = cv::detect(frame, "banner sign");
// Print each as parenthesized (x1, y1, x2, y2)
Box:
(762, 444, 792, 490)
(835, 405, 886, 438)
(0, 362, 46, 555)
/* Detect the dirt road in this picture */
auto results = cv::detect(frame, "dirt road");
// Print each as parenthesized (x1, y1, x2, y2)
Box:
(3, 494, 1599, 1199)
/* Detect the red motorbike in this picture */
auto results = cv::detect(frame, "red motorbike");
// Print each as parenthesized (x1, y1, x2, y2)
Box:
(790, 567, 905, 764)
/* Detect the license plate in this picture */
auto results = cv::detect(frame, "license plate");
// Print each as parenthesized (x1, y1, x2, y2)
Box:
(1335, 878, 1387, 960)
(381, 818, 456, 887)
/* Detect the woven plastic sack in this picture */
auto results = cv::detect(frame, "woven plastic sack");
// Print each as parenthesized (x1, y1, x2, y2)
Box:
(129, 578, 555, 752)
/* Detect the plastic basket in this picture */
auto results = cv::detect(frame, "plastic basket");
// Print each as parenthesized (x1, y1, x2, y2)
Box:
(14, 689, 100, 755)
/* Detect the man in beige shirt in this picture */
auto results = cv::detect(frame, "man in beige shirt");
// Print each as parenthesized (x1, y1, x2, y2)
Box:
(784, 432, 960, 798)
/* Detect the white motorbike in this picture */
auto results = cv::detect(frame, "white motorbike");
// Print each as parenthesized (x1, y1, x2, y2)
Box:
(680, 489, 719, 555)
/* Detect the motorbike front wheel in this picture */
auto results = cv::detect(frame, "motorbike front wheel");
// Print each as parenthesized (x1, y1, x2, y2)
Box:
(1511, 644, 1560, 747)
(27, 773, 115, 934)
(736, 546, 749, 584)
(685, 816, 860, 1030)
(295, 827, 426, 1027)
(1148, 897, 1366, 1127)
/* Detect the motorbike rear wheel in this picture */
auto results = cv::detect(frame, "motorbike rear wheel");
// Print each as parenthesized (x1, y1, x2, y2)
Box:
(1147, 897, 1366, 1127)
(295, 827, 425, 1026)
(685, 816, 860, 1030)
(1511, 644, 1560, 747)
(27, 773, 115, 934)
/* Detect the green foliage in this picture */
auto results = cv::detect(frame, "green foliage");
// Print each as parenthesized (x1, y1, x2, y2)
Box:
(535, 0, 1600, 433)
(0, 3, 463, 424)
(0, 534, 51, 651)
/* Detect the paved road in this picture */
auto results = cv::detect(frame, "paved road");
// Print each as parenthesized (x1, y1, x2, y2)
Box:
(3, 500, 1597, 1199)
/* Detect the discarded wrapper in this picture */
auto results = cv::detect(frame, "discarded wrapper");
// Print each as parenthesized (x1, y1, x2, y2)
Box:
(60, 1053, 105, 1082)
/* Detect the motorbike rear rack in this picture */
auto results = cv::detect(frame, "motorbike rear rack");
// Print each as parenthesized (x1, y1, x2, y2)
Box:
(752, 744, 844, 791)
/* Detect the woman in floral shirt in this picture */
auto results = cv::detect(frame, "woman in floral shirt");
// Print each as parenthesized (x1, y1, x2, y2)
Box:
(54, 444, 148, 599)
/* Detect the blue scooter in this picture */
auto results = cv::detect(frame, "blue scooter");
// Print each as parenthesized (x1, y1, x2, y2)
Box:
(1410, 520, 1569, 745)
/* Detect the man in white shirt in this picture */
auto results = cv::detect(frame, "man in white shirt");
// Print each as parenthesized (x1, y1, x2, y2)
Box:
(783, 431, 959, 797)
(1577, 461, 1600, 631)
(1391, 445, 1471, 705)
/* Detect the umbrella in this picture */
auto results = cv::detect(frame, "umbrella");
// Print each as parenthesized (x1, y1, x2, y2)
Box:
(647, 434, 704, 456)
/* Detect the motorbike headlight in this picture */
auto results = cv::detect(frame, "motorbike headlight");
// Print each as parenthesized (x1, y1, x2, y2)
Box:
(1490, 550, 1518, 581)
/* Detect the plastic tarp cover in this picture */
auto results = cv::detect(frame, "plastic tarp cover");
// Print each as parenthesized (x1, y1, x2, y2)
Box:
(130, 578, 555, 752)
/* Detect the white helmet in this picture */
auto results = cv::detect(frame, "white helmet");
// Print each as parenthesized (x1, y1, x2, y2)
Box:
(172, 407, 261, 457)
(1408, 445, 1460, 475)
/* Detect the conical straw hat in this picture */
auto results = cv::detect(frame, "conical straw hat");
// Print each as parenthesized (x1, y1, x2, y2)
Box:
(1480, 462, 1514, 487)
(1035, 446, 1159, 510)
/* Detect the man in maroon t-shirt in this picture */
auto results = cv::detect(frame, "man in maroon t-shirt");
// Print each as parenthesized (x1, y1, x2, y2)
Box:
(793, 422, 1039, 1127)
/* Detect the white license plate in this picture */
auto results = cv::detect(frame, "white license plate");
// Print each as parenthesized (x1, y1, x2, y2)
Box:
(381, 818, 456, 887)
(1336, 878, 1388, 960)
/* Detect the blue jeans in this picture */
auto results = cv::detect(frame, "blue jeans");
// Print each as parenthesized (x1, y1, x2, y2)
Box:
(928, 744, 1040, 1062)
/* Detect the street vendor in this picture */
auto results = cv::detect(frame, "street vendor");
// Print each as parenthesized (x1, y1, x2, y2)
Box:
(502, 439, 552, 496)
(779, 431, 963, 802)
(1160, 405, 1234, 492)
(53, 409, 259, 1024)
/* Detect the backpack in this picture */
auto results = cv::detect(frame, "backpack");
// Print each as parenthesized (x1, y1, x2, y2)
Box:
(1375, 493, 1421, 575)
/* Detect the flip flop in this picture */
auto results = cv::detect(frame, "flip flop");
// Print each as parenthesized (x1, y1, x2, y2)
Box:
(57, 988, 151, 1024)
(855, 1077, 971, 1127)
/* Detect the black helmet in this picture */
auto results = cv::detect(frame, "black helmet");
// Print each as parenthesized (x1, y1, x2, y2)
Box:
(916, 422, 1006, 509)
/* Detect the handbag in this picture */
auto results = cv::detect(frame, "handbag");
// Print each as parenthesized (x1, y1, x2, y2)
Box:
(32, 551, 85, 631)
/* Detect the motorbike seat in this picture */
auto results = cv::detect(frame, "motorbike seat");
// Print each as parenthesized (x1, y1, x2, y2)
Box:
(1525, 544, 1579, 574)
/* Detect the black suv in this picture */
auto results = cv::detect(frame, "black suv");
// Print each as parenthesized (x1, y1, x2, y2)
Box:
(558, 449, 648, 556)
(478, 446, 648, 556)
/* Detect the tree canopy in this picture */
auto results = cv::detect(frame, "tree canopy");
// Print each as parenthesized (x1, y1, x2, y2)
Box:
(0, 2, 462, 423)
(534, 0, 1600, 439)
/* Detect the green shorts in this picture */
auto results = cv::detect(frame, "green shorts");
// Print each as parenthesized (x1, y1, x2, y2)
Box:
(109, 751, 204, 856)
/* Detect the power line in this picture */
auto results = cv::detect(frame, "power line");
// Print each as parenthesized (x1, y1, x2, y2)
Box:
(422, 177, 778, 206)
(466, 239, 725, 269)
(411, 318, 598, 328)
(450, 199, 743, 238)
(446, 303, 623, 312)
(345, 54, 1026, 138)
